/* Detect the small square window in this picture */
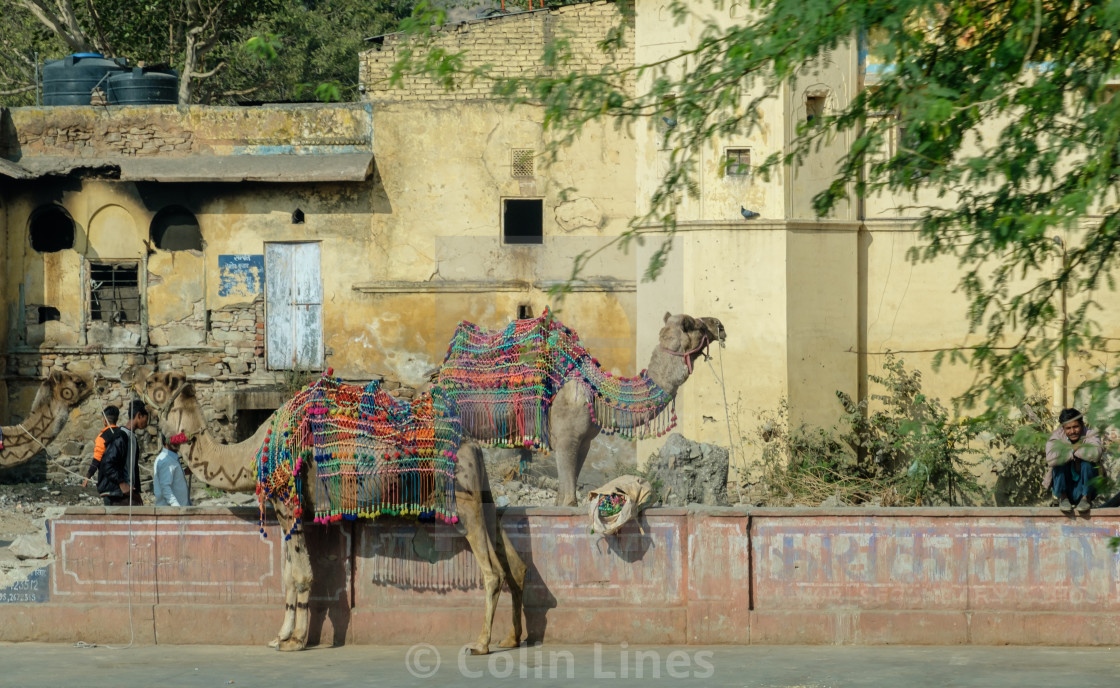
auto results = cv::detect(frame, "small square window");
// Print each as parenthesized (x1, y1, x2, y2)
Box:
(89, 262, 140, 323)
(725, 148, 751, 176)
(511, 149, 534, 178)
(806, 94, 827, 124)
(503, 199, 543, 245)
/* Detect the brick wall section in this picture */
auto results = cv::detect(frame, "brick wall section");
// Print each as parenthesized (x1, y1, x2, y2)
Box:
(6, 104, 372, 158)
(3, 298, 267, 481)
(3, 302, 422, 486)
(360, 1, 634, 102)
(18, 122, 194, 157)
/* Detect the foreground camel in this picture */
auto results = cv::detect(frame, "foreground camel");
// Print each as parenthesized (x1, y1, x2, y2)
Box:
(132, 370, 526, 654)
(438, 311, 728, 505)
(1, 371, 94, 468)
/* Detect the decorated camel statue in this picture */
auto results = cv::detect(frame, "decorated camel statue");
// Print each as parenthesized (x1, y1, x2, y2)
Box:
(131, 369, 526, 654)
(437, 309, 728, 505)
(1, 370, 94, 468)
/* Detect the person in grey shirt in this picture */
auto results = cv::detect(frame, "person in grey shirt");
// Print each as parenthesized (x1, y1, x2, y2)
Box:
(152, 432, 192, 507)
(1045, 408, 1104, 514)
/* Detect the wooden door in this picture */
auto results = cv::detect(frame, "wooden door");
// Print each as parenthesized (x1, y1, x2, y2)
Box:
(265, 243, 323, 370)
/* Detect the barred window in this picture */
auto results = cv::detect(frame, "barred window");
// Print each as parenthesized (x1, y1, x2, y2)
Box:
(89, 262, 140, 323)
(725, 148, 751, 176)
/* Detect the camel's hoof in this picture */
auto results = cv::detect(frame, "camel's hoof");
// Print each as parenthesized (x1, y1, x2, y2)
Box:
(466, 643, 490, 656)
(267, 638, 280, 649)
(277, 638, 306, 652)
(497, 635, 520, 649)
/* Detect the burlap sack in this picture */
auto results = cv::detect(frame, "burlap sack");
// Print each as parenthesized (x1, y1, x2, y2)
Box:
(587, 475, 655, 535)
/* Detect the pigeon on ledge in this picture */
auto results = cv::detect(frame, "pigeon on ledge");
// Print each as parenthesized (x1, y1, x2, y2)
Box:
(740, 206, 760, 220)
(662, 116, 677, 128)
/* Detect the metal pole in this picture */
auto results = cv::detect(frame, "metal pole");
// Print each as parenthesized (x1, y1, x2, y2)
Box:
(1053, 235, 1069, 409)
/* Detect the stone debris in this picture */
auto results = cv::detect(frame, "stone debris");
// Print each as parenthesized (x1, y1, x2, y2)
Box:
(10, 534, 52, 560)
(646, 433, 730, 507)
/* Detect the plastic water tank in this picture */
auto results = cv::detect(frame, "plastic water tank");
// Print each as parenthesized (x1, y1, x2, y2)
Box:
(41, 53, 127, 106)
(108, 67, 179, 105)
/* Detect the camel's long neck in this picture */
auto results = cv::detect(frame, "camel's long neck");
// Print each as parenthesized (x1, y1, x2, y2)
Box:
(0, 403, 66, 469)
(644, 344, 694, 400)
(571, 357, 679, 438)
(184, 422, 267, 492)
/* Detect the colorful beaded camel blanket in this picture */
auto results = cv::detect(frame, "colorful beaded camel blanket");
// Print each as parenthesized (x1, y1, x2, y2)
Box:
(437, 307, 676, 452)
(254, 372, 461, 536)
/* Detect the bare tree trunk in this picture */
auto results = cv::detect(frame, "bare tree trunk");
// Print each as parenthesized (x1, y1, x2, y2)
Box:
(177, 0, 224, 104)
(179, 25, 200, 103)
(14, 0, 101, 53)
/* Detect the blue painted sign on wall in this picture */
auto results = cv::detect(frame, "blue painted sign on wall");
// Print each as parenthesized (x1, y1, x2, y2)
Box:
(218, 254, 265, 297)
(0, 566, 49, 603)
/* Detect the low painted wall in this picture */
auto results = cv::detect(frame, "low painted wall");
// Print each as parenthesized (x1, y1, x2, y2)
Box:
(2, 506, 1118, 646)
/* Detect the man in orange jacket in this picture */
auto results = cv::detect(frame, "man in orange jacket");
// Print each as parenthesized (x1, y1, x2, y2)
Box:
(83, 405, 120, 488)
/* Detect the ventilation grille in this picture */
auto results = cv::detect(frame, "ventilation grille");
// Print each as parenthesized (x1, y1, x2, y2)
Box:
(511, 149, 534, 178)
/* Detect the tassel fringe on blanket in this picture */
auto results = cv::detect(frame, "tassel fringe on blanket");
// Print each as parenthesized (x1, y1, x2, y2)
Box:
(438, 307, 677, 452)
(255, 371, 462, 539)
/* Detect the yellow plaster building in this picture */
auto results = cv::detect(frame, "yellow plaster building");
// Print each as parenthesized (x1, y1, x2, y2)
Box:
(2, 1, 1112, 485)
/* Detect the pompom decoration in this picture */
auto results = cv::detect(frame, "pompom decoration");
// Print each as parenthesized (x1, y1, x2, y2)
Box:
(254, 373, 462, 538)
(437, 307, 677, 450)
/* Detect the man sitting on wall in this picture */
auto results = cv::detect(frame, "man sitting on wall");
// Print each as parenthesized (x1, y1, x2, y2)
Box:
(1045, 408, 1104, 514)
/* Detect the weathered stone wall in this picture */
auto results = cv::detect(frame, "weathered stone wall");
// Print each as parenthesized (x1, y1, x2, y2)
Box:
(2, 294, 266, 481)
(360, 1, 634, 101)
(7, 104, 373, 158)
(149, 296, 265, 378)
(18, 120, 194, 157)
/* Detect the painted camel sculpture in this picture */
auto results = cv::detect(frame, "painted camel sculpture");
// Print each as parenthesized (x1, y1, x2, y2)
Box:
(1, 371, 94, 468)
(132, 370, 526, 654)
(438, 310, 727, 505)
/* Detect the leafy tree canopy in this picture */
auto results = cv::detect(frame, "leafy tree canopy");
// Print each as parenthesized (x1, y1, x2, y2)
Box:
(0, 0, 414, 105)
(392, 0, 1120, 418)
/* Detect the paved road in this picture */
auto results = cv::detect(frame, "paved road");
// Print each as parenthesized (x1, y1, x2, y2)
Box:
(1, 643, 1116, 687)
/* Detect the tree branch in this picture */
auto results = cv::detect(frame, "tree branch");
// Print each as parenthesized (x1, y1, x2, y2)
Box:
(0, 84, 35, 96)
(16, 0, 92, 52)
(192, 60, 226, 79)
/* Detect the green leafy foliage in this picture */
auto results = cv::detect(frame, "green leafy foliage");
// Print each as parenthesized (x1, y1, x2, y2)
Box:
(0, 0, 414, 105)
(976, 396, 1055, 506)
(389, 0, 1120, 426)
(753, 356, 990, 506)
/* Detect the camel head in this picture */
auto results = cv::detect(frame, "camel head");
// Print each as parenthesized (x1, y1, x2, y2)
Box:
(31, 370, 94, 418)
(130, 370, 206, 438)
(659, 312, 727, 355)
(697, 317, 727, 344)
(651, 313, 729, 388)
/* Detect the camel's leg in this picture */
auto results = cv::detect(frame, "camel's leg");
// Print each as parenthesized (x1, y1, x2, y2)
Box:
(455, 443, 504, 656)
(494, 523, 527, 648)
(551, 384, 601, 506)
(269, 532, 296, 649)
(278, 525, 314, 651)
(269, 502, 313, 652)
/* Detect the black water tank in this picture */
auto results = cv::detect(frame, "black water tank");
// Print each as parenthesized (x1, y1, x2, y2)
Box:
(108, 67, 179, 105)
(42, 53, 127, 106)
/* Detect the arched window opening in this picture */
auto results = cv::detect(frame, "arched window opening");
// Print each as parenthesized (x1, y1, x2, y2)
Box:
(151, 206, 202, 251)
(29, 205, 75, 252)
